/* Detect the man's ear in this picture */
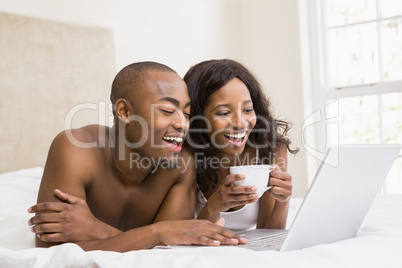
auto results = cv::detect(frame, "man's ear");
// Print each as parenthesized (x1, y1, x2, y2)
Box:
(114, 98, 131, 124)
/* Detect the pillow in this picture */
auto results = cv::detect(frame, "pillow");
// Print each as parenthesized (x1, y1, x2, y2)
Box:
(0, 167, 43, 250)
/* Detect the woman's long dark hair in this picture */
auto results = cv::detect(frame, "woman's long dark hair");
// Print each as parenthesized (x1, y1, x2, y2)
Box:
(183, 59, 298, 195)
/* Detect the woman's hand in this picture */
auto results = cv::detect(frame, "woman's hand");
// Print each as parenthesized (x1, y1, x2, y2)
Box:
(268, 165, 292, 202)
(207, 174, 259, 213)
(28, 189, 121, 243)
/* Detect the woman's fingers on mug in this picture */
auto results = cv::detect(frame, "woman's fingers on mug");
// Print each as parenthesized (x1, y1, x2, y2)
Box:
(269, 177, 292, 189)
(269, 187, 291, 202)
(228, 185, 256, 194)
(270, 168, 291, 182)
(269, 177, 292, 200)
(224, 174, 245, 186)
(229, 194, 258, 205)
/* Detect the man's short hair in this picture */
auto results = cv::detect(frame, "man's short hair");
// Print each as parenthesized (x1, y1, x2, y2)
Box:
(110, 61, 177, 105)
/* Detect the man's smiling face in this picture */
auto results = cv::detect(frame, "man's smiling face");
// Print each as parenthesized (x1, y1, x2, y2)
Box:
(123, 70, 190, 163)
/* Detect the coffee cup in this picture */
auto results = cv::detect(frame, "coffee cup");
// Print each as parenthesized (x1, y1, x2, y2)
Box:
(230, 165, 272, 198)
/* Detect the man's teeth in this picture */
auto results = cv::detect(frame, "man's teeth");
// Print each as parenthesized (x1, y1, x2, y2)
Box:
(225, 133, 246, 139)
(163, 136, 183, 143)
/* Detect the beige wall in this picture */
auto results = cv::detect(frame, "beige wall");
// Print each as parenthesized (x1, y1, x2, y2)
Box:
(0, 12, 116, 172)
(0, 0, 309, 196)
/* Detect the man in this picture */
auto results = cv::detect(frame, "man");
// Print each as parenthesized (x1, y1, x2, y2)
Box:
(28, 62, 244, 252)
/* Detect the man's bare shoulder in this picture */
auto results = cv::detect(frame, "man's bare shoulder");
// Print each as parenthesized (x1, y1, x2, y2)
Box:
(172, 146, 196, 183)
(46, 125, 110, 182)
(55, 124, 109, 147)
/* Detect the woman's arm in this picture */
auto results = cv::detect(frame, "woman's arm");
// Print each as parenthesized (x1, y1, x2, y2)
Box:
(257, 144, 292, 229)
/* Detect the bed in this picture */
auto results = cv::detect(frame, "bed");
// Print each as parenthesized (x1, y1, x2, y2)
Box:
(0, 167, 402, 267)
(1, 11, 402, 268)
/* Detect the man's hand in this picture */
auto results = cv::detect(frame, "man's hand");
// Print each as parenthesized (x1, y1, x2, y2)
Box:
(28, 189, 121, 243)
(156, 217, 247, 246)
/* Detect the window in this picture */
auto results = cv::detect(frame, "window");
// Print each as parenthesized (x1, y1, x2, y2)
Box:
(309, 0, 402, 193)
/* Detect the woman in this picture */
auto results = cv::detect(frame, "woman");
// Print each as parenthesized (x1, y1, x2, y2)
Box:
(183, 59, 298, 230)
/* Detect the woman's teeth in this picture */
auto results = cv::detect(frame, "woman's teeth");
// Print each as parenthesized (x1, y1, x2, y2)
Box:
(225, 133, 246, 139)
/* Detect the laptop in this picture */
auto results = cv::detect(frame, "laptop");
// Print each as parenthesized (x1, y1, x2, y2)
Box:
(235, 144, 401, 251)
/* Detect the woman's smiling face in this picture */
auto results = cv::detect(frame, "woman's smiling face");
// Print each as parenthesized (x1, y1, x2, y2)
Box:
(203, 77, 257, 156)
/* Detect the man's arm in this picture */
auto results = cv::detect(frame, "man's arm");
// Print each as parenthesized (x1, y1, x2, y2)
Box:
(73, 218, 243, 252)
(30, 148, 198, 243)
(29, 189, 122, 245)
(33, 130, 120, 247)
(30, 190, 246, 251)
(153, 150, 197, 222)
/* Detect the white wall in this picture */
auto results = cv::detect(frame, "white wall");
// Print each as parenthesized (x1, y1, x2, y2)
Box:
(0, 0, 309, 196)
(0, 0, 244, 75)
(240, 0, 309, 197)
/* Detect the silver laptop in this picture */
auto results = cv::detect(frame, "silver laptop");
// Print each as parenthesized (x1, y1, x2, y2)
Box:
(236, 144, 401, 251)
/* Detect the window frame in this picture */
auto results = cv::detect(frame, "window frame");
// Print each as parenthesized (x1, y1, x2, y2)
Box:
(306, 0, 402, 190)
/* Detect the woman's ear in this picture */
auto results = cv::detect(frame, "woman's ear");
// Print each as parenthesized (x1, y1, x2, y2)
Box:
(114, 98, 131, 124)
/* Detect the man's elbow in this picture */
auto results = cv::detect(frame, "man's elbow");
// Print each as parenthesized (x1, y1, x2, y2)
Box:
(35, 236, 62, 248)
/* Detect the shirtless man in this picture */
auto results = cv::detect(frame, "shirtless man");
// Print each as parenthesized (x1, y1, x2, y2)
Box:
(27, 62, 244, 252)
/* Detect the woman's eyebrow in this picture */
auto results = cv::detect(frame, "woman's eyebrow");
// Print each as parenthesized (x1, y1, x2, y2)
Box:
(213, 100, 253, 111)
(212, 103, 231, 112)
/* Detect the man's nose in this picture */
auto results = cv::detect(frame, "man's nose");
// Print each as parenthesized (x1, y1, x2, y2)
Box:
(172, 111, 188, 132)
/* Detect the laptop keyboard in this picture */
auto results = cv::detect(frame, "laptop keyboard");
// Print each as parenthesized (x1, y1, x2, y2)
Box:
(242, 232, 287, 249)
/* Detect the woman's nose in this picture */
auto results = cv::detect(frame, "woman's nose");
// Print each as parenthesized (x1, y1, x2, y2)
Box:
(231, 113, 248, 129)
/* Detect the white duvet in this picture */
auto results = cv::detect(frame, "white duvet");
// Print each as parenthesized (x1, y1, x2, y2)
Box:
(1, 168, 401, 268)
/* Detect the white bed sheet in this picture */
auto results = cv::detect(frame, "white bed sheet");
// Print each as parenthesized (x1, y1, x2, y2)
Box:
(1, 167, 401, 268)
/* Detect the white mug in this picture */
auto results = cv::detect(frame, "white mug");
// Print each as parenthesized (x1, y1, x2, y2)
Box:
(230, 164, 272, 198)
